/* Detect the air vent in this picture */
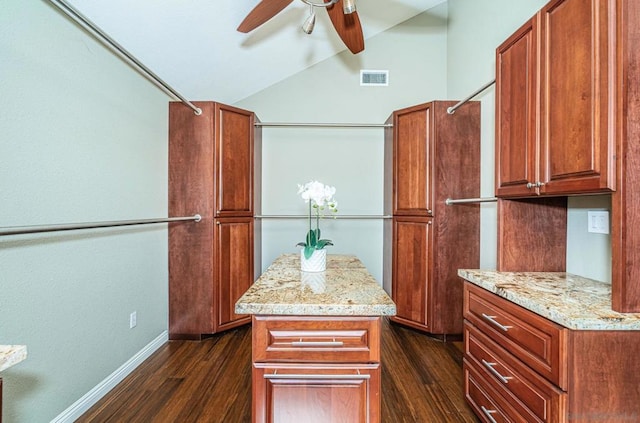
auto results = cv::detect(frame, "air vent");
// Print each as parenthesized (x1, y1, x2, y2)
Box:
(360, 70, 389, 86)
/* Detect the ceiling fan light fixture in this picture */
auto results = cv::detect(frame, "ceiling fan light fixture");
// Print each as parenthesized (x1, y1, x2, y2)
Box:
(302, 6, 316, 34)
(343, 0, 356, 14)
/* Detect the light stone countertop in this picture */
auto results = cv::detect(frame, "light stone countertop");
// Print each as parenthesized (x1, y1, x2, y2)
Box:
(235, 254, 396, 316)
(0, 345, 27, 372)
(458, 269, 640, 330)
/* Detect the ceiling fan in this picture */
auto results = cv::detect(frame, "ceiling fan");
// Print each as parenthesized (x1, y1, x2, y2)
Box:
(237, 0, 365, 54)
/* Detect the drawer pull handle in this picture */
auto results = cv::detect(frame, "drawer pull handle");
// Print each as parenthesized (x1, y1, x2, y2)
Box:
(480, 406, 499, 423)
(482, 359, 513, 384)
(291, 340, 344, 347)
(264, 373, 369, 380)
(481, 313, 512, 332)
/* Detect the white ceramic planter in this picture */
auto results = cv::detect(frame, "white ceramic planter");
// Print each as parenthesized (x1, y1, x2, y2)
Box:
(300, 248, 327, 272)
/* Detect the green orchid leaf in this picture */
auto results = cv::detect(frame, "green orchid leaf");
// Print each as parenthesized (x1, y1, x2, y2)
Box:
(296, 242, 307, 247)
(303, 245, 315, 259)
(306, 229, 317, 247)
(316, 239, 334, 249)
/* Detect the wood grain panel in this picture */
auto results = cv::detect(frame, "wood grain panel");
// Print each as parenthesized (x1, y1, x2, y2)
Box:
(611, 0, 640, 312)
(391, 217, 432, 329)
(169, 101, 216, 338)
(495, 15, 539, 197)
(215, 218, 253, 332)
(215, 103, 254, 217)
(497, 197, 567, 272)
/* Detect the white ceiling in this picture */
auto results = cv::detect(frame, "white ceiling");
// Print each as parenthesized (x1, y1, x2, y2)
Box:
(64, 0, 445, 104)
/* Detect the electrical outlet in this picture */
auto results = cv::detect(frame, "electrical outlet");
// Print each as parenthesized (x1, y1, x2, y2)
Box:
(129, 311, 137, 329)
(587, 211, 609, 234)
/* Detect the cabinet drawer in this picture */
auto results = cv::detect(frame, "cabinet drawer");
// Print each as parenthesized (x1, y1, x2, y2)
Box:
(463, 283, 567, 389)
(252, 316, 380, 363)
(465, 322, 566, 423)
(464, 360, 515, 423)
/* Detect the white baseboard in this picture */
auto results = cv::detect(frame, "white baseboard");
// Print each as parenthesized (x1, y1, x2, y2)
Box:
(50, 330, 168, 423)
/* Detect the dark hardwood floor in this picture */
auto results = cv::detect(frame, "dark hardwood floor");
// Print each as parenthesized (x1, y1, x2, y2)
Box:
(78, 319, 478, 422)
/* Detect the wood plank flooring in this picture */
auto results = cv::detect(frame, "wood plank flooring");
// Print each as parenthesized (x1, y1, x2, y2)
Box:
(78, 319, 478, 422)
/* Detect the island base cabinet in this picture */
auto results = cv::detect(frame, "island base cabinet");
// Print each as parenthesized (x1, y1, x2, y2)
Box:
(253, 363, 380, 423)
(251, 315, 383, 423)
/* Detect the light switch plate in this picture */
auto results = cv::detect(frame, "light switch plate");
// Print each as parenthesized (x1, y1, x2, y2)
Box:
(587, 211, 609, 234)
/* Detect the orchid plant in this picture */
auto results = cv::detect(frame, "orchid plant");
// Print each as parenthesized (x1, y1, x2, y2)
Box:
(296, 181, 338, 259)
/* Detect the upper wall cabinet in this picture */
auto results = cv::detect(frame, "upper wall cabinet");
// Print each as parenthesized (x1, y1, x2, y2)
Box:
(495, 0, 615, 197)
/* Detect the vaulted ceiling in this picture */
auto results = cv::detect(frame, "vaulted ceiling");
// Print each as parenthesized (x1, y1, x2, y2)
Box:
(65, 0, 445, 104)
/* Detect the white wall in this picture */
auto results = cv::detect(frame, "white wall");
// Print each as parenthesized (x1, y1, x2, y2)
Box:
(0, 1, 170, 421)
(237, 4, 450, 283)
(446, 0, 612, 281)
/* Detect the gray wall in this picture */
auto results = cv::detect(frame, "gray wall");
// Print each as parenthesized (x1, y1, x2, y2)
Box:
(1, 1, 170, 421)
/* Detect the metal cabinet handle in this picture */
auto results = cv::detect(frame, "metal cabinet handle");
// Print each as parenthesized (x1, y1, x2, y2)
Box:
(481, 313, 512, 332)
(264, 373, 369, 380)
(291, 340, 344, 347)
(482, 359, 513, 384)
(526, 182, 536, 189)
(480, 406, 499, 423)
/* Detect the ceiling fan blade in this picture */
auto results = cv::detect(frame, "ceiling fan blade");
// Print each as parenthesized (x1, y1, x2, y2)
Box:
(325, 0, 365, 54)
(237, 0, 294, 33)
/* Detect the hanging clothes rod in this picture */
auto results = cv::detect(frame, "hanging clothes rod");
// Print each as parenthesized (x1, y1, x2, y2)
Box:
(255, 215, 392, 219)
(0, 215, 201, 237)
(47, 0, 202, 116)
(445, 197, 497, 205)
(255, 122, 392, 128)
(447, 79, 496, 115)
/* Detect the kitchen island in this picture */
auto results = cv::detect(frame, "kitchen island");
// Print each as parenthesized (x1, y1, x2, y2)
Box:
(236, 253, 396, 423)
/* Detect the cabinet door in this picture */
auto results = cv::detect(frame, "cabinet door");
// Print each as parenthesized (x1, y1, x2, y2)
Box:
(495, 16, 539, 197)
(539, 0, 614, 194)
(393, 105, 433, 216)
(391, 217, 432, 330)
(215, 103, 254, 217)
(253, 364, 380, 423)
(214, 217, 253, 332)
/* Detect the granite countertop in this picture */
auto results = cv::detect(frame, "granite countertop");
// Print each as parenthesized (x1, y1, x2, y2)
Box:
(0, 345, 27, 372)
(458, 269, 640, 330)
(235, 254, 396, 316)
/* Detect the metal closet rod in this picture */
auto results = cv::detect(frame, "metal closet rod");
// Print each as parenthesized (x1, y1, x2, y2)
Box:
(445, 197, 497, 205)
(255, 215, 392, 219)
(447, 79, 496, 115)
(0, 215, 201, 237)
(255, 122, 393, 128)
(47, 0, 202, 116)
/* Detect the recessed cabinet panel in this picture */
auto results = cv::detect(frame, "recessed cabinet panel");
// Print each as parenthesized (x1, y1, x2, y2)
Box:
(392, 217, 431, 328)
(495, 16, 538, 197)
(539, 0, 614, 194)
(393, 106, 432, 215)
(215, 104, 254, 217)
(214, 218, 253, 332)
(253, 364, 379, 423)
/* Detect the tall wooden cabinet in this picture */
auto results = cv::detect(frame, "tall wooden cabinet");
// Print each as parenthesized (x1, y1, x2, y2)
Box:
(383, 101, 480, 335)
(168, 101, 261, 339)
(495, 0, 615, 198)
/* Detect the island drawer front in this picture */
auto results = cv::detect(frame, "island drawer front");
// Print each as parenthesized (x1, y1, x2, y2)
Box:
(252, 316, 381, 363)
(465, 321, 566, 423)
(463, 283, 567, 389)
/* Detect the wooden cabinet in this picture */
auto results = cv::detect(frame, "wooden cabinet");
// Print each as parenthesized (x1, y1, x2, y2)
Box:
(384, 101, 480, 335)
(495, 0, 615, 198)
(251, 316, 382, 423)
(463, 282, 640, 423)
(168, 101, 261, 339)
